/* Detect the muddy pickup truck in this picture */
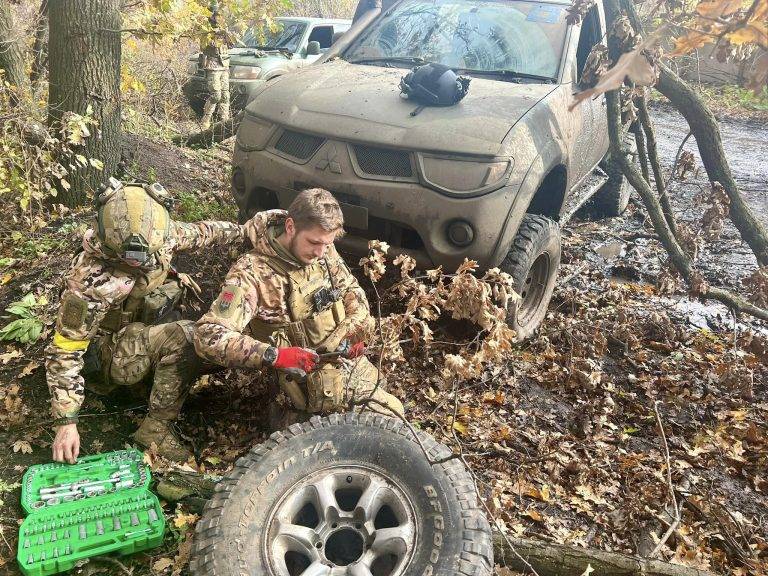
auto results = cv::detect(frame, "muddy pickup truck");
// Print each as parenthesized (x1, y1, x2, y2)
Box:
(230, 0, 632, 338)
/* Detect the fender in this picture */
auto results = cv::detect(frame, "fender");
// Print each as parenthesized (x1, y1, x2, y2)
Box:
(489, 140, 567, 267)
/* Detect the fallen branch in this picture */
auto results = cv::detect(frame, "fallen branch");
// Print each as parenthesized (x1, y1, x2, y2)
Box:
(606, 90, 768, 322)
(172, 111, 243, 148)
(493, 535, 717, 576)
(650, 400, 680, 558)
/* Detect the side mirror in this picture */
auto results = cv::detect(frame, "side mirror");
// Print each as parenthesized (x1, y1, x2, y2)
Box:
(306, 41, 321, 56)
(331, 31, 345, 45)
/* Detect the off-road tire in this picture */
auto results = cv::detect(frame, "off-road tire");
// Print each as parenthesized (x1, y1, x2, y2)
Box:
(190, 413, 493, 576)
(590, 131, 637, 218)
(501, 214, 561, 341)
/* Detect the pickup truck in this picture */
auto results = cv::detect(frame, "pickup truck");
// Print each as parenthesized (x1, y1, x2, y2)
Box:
(230, 0, 633, 339)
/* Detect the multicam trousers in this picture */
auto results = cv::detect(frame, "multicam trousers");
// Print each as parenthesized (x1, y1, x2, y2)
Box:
(201, 68, 230, 129)
(85, 320, 201, 421)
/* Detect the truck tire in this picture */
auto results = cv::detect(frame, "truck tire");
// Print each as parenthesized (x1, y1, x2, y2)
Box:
(590, 131, 637, 218)
(190, 413, 493, 576)
(501, 214, 561, 341)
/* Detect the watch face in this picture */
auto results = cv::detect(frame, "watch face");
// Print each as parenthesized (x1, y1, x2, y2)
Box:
(263, 346, 277, 366)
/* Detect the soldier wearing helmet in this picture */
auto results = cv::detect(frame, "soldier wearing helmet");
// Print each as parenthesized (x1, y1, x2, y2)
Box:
(47, 178, 243, 464)
(194, 188, 403, 427)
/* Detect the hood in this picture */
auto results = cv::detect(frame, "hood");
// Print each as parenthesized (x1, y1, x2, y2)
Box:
(247, 60, 557, 156)
(243, 209, 299, 268)
(228, 48, 291, 67)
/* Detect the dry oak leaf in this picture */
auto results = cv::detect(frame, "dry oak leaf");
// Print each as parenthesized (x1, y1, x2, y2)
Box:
(0, 349, 22, 364)
(695, 0, 742, 18)
(152, 557, 174, 573)
(570, 32, 662, 109)
(12, 440, 33, 454)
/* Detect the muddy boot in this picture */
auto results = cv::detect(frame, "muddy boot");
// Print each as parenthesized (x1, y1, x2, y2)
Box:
(134, 415, 194, 463)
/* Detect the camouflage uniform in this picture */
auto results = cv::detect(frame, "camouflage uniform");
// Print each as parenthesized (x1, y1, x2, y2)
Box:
(46, 212, 242, 458)
(200, 33, 230, 130)
(194, 210, 403, 420)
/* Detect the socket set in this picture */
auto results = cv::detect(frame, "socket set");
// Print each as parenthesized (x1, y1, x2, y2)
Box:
(17, 450, 165, 576)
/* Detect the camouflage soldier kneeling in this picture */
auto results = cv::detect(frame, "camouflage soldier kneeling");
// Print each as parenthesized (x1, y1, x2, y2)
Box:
(47, 179, 243, 463)
(194, 188, 403, 426)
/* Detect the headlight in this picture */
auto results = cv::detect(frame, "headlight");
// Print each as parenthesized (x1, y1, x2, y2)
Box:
(236, 114, 275, 151)
(186, 59, 198, 75)
(230, 66, 262, 79)
(418, 155, 512, 196)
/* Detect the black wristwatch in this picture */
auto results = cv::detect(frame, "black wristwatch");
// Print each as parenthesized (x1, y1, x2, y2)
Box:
(262, 346, 278, 367)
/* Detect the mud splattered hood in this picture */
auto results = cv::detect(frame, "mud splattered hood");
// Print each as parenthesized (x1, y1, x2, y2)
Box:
(246, 60, 558, 156)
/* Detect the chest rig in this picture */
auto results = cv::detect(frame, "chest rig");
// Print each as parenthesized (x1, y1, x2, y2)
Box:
(248, 256, 348, 413)
(99, 258, 181, 334)
(248, 256, 346, 349)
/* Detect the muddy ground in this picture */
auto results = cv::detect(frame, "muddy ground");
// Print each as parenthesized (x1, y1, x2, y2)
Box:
(0, 103, 765, 574)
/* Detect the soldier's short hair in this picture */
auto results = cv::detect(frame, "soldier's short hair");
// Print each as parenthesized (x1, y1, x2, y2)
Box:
(289, 188, 344, 233)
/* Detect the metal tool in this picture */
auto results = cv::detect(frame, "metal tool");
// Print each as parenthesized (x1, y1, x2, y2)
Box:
(130, 513, 139, 527)
(148, 508, 158, 523)
(78, 524, 87, 540)
(97, 520, 104, 535)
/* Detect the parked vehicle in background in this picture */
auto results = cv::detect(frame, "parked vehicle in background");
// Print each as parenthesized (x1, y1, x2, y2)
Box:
(184, 17, 351, 114)
(232, 0, 635, 339)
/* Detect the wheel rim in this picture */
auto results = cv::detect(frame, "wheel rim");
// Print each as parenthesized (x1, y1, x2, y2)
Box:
(517, 252, 551, 327)
(264, 465, 417, 576)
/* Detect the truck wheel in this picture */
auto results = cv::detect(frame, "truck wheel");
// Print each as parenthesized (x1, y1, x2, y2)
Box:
(501, 214, 561, 341)
(190, 413, 493, 576)
(590, 131, 637, 217)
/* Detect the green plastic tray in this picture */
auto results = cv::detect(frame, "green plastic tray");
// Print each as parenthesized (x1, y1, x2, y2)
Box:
(17, 450, 165, 576)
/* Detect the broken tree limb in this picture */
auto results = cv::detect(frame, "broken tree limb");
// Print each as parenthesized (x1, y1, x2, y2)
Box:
(606, 90, 768, 322)
(172, 111, 243, 148)
(493, 535, 716, 576)
(617, 0, 768, 267)
(636, 93, 678, 237)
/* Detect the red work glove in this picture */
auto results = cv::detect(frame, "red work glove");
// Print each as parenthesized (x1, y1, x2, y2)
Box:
(273, 347, 319, 373)
(347, 341, 366, 359)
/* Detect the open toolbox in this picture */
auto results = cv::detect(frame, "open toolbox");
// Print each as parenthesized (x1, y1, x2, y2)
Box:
(17, 449, 165, 576)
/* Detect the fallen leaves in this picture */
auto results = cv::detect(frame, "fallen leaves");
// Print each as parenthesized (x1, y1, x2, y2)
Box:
(12, 440, 32, 454)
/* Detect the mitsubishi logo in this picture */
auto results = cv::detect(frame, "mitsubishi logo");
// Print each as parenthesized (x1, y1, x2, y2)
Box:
(315, 144, 342, 174)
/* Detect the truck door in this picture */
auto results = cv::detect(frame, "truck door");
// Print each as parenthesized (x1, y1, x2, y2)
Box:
(571, 4, 608, 180)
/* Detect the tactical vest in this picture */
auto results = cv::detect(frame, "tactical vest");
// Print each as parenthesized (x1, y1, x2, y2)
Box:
(99, 259, 182, 334)
(247, 256, 355, 412)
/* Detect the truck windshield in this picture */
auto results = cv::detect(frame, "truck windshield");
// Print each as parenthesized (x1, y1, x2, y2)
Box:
(344, 0, 568, 79)
(244, 21, 307, 52)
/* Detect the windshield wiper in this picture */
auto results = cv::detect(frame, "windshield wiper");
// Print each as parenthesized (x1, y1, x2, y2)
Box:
(347, 56, 427, 66)
(248, 45, 293, 55)
(455, 68, 555, 83)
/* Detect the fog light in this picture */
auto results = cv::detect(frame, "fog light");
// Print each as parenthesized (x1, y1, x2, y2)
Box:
(447, 220, 474, 247)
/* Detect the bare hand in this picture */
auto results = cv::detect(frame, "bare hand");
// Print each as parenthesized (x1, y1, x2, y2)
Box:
(52, 423, 80, 464)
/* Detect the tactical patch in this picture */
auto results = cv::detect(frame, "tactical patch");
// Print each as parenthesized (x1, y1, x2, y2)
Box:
(215, 285, 244, 319)
(60, 293, 89, 331)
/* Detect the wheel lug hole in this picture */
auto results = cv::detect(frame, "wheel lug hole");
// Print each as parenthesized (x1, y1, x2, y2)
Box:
(315, 541, 323, 549)
(331, 523, 338, 529)
(346, 476, 353, 483)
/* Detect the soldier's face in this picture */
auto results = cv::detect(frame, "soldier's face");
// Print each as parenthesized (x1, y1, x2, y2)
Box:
(286, 220, 338, 264)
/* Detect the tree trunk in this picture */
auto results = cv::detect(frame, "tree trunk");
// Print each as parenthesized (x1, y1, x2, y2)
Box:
(0, 1, 30, 104)
(48, 0, 121, 207)
(30, 0, 49, 90)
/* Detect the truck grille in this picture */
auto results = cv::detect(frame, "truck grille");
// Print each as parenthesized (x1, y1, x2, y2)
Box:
(274, 130, 325, 161)
(352, 145, 413, 178)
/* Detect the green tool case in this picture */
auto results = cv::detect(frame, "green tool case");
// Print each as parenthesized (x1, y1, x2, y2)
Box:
(17, 449, 165, 576)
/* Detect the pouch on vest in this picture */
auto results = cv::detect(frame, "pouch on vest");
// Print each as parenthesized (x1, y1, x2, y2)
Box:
(306, 363, 344, 413)
(141, 280, 182, 325)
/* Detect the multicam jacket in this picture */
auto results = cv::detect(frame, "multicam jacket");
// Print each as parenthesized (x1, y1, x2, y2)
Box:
(46, 220, 243, 420)
(194, 210, 374, 370)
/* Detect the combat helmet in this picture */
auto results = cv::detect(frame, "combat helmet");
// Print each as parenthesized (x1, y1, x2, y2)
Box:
(95, 177, 173, 265)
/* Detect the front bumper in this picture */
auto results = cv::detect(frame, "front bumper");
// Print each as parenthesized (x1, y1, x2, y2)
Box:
(233, 133, 522, 271)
